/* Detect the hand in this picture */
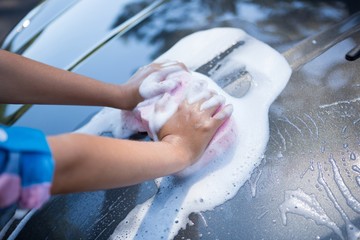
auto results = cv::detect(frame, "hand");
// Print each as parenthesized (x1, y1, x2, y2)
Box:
(122, 61, 188, 110)
(157, 90, 233, 166)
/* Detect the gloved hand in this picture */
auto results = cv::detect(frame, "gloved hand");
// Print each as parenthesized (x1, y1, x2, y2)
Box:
(0, 126, 54, 209)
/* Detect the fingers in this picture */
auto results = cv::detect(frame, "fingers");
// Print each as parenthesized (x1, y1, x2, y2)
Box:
(185, 79, 211, 104)
(186, 86, 233, 127)
(213, 104, 233, 121)
(151, 93, 179, 141)
(196, 94, 233, 126)
(156, 90, 233, 166)
(140, 72, 180, 98)
(141, 61, 188, 81)
(182, 85, 233, 129)
(185, 80, 226, 115)
(200, 94, 225, 111)
(139, 61, 188, 99)
(155, 60, 189, 72)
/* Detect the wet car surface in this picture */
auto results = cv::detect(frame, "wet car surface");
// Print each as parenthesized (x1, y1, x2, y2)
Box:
(1, 1, 360, 239)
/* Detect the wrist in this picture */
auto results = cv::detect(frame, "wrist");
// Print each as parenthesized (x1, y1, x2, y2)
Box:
(110, 83, 142, 110)
(160, 135, 194, 168)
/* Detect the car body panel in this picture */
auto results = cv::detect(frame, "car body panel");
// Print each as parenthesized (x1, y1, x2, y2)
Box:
(1, 1, 360, 239)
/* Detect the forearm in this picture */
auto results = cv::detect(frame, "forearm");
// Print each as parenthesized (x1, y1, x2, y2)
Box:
(0, 50, 137, 109)
(48, 134, 190, 194)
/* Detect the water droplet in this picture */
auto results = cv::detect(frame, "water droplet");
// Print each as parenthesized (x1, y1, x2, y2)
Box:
(343, 143, 348, 148)
(312, 39, 317, 44)
(356, 176, 360, 187)
(321, 146, 325, 153)
(352, 165, 360, 173)
(350, 152, 356, 160)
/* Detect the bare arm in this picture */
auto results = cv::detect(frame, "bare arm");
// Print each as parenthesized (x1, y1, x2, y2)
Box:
(0, 49, 186, 110)
(49, 97, 232, 194)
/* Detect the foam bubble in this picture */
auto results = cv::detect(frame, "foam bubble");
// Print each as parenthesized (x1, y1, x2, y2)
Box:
(77, 28, 292, 239)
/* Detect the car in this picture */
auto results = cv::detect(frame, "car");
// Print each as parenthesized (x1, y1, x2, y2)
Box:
(1, 0, 360, 239)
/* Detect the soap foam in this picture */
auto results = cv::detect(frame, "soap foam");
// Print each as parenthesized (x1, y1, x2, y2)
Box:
(76, 28, 292, 239)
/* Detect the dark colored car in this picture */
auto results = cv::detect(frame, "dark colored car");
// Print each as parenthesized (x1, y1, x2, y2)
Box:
(1, 1, 360, 239)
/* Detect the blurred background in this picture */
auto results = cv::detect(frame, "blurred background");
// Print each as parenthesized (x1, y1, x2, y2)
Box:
(0, 0, 41, 43)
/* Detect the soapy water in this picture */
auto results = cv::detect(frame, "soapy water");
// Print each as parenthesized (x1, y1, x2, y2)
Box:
(329, 157, 360, 214)
(279, 156, 360, 240)
(279, 188, 344, 239)
(76, 28, 291, 239)
(318, 162, 360, 240)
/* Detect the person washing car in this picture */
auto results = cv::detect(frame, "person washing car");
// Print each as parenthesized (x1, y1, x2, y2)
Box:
(0, 49, 232, 210)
